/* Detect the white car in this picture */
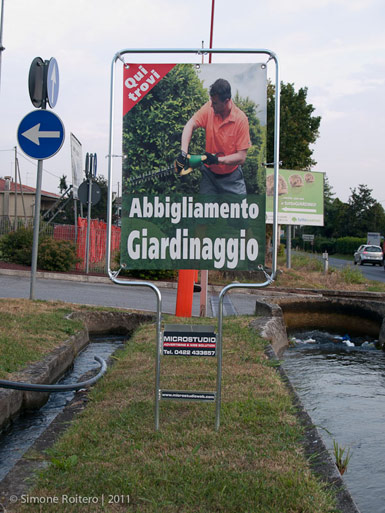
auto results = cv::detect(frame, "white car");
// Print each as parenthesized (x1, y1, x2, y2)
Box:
(353, 245, 384, 266)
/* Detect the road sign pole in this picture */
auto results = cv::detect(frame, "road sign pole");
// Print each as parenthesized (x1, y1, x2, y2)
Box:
(85, 155, 93, 274)
(85, 178, 92, 274)
(30, 159, 43, 300)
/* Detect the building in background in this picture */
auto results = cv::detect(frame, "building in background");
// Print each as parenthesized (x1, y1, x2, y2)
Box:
(0, 176, 60, 229)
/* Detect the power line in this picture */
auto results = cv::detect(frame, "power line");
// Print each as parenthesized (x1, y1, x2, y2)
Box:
(17, 152, 62, 180)
(1, 147, 63, 180)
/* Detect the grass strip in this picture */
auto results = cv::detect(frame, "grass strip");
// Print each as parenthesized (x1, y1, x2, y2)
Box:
(0, 299, 84, 379)
(16, 316, 338, 513)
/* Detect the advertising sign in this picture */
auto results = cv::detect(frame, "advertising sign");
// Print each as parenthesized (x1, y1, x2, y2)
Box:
(70, 133, 83, 199)
(367, 232, 381, 246)
(121, 63, 267, 271)
(163, 325, 216, 357)
(265, 169, 324, 226)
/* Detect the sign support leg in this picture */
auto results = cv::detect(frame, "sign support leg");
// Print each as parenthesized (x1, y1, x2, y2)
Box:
(85, 177, 92, 274)
(200, 270, 208, 317)
(29, 159, 43, 300)
(286, 225, 292, 269)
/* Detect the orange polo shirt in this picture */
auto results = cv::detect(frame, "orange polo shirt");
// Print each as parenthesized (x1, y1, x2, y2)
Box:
(193, 99, 251, 175)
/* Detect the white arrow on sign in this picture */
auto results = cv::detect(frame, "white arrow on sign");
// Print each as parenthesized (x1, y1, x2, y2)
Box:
(50, 62, 57, 103)
(21, 123, 61, 146)
(282, 207, 316, 213)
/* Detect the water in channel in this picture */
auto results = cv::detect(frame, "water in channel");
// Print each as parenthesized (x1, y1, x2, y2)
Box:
(282, 330, 385, 513)
(0, 336, 125, 482)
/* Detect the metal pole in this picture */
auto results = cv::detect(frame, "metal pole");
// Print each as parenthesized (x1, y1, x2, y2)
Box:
(0, 0, 5, 93)
(16, 155, 27, 224)
(286, 225, 291, 269)
(200, 270, 208, 317)
(14, 146, 17, 229)
(85, 162, 92, 274)
(271, 56, 280, 279)
(74, 198, 78, 242)
(209, 0, 215, 63)
(29, 160, 43, 300)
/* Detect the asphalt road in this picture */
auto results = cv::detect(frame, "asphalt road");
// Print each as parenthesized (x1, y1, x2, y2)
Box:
(297, 252, 385, 284)
(1, 253, 384, 318)
(0, 273, 258, 317)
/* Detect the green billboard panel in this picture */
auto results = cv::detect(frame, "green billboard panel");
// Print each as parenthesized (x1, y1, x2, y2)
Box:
(121, 193, 265, 270)
(265, 169, 324, 226)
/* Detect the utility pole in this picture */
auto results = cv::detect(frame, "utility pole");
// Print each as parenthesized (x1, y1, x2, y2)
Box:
(0, 0, 5, 92)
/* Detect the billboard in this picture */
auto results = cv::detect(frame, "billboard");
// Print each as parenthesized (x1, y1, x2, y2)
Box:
(70, 133, 83, 200)
(121, 63, 267, 270)
(265, 169, 324, 226)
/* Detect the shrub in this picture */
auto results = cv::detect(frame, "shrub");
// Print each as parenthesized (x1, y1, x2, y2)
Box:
(314, 237, 337, 254)
(38, 239, 80, 272)
(339, 266, 366, 284)
(0, 227, 34, 265)
(335, 236, 366, 255)
(292, 253, 323, 272)
(277, 243, 285, 257)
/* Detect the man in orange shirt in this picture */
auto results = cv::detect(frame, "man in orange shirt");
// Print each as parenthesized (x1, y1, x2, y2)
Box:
(175, 78, 251, 195)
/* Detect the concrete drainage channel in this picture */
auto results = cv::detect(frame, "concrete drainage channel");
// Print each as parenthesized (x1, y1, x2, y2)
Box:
(251, 291, 385, 513)
(0, 311, 154, 504)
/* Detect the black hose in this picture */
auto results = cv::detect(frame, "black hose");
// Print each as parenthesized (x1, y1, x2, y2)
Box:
(0, 356, 107, 392)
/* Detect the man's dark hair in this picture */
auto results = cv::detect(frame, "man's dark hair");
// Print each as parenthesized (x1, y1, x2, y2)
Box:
(209, 79, 231, 102)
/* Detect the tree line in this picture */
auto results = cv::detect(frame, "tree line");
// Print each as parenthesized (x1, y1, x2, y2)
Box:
(267, 81, 385, 240)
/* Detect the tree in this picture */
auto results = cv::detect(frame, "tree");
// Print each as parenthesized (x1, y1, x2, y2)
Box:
(327, 198, 349, 238)
(90, 175, 108, 222)
(59, 174, 68, 194)
(54, 175, 109, 224)
(312, 174, 337, 237)
(267, 81, 321, 170)
(347, 184, 385, 237)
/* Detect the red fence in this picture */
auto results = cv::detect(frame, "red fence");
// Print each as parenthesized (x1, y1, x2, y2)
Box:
(53, 219, 121, 273)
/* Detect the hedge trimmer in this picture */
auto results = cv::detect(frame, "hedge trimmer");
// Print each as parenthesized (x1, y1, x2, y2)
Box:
(126, 153, 209, 187)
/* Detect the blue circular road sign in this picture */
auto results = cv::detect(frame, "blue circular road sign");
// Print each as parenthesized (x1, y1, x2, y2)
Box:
(47, 57, 59, 108)
(17, 110, 65, 160)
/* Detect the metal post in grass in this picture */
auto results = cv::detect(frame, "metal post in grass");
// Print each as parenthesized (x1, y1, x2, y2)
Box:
(286, 225, 292, 269)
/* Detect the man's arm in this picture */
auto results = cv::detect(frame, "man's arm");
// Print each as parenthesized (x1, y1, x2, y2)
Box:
(218, 149, 248, 166)
(181, 117, 198, 153)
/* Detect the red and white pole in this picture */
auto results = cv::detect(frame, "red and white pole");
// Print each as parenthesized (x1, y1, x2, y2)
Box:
(209, 0, 215, 64)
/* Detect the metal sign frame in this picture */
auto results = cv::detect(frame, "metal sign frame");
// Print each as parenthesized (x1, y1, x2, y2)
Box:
(105, 47, 280, 431)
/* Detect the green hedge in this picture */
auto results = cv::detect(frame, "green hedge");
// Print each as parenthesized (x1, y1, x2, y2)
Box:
(38, 239, 80, 272)
(335, 236, 366, 255)
(286, 235, 367, 255)
(0, 227, 34, 265)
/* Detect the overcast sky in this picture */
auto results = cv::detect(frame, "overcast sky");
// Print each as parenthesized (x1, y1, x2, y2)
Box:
(0, 0, 384, 204)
